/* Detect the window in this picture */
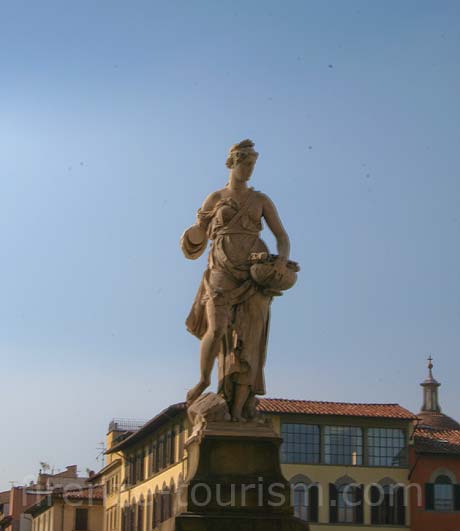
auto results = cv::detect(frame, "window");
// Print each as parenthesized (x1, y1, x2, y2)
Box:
(425, 474, 460, 512)
(370, 484, 405, 525)
(158, 437, 165, 471)
(128, 455, 135, 486)
(435, 476, 454, 511)
(130, 504, 136, 531)
(75, 508, 88, 531)
(178, 423, 185, 461)
(121, 505, 130, 531)
(367, 428, 407, 467)
(281, 424, 320, 464)
(292, 483, 319, 522)
(171, 429, 177, 465)
(148, 443, 155, 476)
(137, 500, 144, 531)
(325, 426, 362, 465)
(329, 483, 363, 524)
(165, 432, 172, 466)
(153, 494, 161, 527)
(146, 493, 152, 531)
(136, 452, 144, 483)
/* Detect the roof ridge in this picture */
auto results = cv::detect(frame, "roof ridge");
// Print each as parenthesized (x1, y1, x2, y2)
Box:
(416, 427, 460, 434)
(262, 397, 401, 406)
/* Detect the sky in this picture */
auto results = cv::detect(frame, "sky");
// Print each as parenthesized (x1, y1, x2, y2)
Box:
(1, 0, 459, 490)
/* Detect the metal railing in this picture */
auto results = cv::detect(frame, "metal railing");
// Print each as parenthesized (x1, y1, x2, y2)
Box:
(108, 418, 147, 432)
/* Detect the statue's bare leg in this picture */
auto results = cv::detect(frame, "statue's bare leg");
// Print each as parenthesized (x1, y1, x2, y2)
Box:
(231, 384, 250, 422)
(186, 299, 228, 404)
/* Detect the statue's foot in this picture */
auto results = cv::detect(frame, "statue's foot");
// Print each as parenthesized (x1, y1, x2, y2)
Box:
(231, 414, 247, 423)
(186, 381, 208, 405)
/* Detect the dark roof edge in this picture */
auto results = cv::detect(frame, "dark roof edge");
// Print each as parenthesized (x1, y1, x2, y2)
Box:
(87, 459, 122, 484)
(106, 403, 186, 454)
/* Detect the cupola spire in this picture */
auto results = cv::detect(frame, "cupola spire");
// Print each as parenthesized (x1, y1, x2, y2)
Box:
(420, 356, 441, 413)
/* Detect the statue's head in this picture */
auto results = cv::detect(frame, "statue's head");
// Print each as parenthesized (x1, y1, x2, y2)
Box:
(226, 139, 259, 182)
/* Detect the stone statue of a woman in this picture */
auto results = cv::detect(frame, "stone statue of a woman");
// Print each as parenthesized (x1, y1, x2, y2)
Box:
(181, 139, 296, 423)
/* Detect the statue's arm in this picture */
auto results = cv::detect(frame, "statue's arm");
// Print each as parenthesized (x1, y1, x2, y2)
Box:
(180, 191, 220, 260)
(261, 194, 290, 261)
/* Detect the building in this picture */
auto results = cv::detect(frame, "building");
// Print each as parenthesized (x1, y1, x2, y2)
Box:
(0, 466, 92, 531)
(409, 358, 460, 531)
(0, 492, 11, 531)
(25, 487, 103, 531)
(92, 398, 416, 531)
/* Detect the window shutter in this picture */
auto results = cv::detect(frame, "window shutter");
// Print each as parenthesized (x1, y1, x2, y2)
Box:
(329, 483, 338, 523)
(178, 425, 185, 460)
(454, 484, 460, 511)
(355, 485, 364, 524)
(425, 483, 434, 510)
(129, 457, 135, 486)
(75, 508, 88, 531)
(309, 485, 319, 522)
(396, 486, 406, 525)
(152, 442, 158, 474)
(370, 485, 379, 524)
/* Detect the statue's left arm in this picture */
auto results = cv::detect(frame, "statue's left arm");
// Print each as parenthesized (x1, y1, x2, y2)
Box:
(180, 191, 219, 260)
(261, 194, 290, 261)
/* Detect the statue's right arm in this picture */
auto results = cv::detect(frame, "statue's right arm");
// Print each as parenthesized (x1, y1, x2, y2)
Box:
(180, 191, 220, 260)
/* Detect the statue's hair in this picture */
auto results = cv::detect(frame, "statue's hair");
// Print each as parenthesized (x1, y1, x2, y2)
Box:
(226, 139, 259, 169)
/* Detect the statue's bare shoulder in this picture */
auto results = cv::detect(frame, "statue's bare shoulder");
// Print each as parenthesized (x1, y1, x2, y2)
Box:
(201, 189, 225, 211)
(255, 191, 276, 209)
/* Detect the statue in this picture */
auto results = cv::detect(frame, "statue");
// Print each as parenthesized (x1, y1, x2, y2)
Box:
(181, 139, 299, 423)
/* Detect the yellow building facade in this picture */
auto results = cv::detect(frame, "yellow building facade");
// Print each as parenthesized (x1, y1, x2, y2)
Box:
(94, 399, 416, 531)
(25, 488, 103, 531)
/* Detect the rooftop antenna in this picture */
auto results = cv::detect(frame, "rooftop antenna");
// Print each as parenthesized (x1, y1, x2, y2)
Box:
(96, 442, 106, 466)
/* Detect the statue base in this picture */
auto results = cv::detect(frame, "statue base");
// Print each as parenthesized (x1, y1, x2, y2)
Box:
(174, 420, 309, 531)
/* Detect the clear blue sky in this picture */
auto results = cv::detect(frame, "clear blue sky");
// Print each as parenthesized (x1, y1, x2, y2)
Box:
(1, 0, 459, 489)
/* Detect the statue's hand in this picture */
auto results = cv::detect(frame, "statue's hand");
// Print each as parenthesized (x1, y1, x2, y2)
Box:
(180, 225, 208, 260)
(187, 225, 206, 245)
(273, 256, 288, 277)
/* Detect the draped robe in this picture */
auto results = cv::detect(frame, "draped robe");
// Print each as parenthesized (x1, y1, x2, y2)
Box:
(181, 189, 272, 407)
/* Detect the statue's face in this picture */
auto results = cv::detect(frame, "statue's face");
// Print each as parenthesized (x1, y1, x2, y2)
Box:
(232, 156, 257, 182)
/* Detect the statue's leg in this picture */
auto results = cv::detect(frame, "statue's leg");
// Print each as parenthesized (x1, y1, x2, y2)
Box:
(187, 298, 228, 404)
(231, 384, 250, 422)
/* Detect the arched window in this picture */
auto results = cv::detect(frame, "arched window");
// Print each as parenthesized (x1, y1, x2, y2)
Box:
(434, 475, 454, 511)
(122, 503, 130, 531)
(290, 477, 319, 522)
(426, 473, 460, 512)
(146, 492, 152, 531)
(137, 497, 144, 531)
(153, 492, 161, 528)
(370, 482, 405, 525)
(130, 502, 136, 531)
(329, 480, 363, 524)
(169, 481, 176, 519)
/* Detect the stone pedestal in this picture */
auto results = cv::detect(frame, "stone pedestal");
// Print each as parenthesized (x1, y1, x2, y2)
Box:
(174, 421, 309, 531)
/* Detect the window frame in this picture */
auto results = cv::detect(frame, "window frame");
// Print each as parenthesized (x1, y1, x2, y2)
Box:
(75, 508, 89, 531)
(324, 426, 363, 466)
(280, 423, 321, 464)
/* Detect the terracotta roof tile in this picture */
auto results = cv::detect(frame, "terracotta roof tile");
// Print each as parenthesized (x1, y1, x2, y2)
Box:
(258, 398, 416, 420)
(417, 411, 460, 430)
(108, 398, 415, 453)
(61, 486, 103, 501)
(414, 428, 460, 455)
